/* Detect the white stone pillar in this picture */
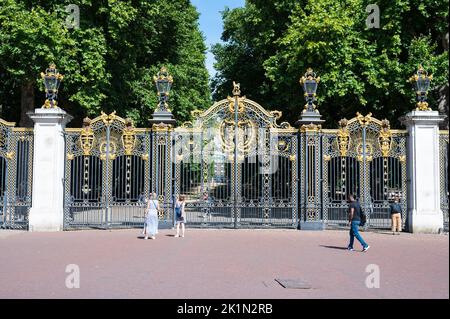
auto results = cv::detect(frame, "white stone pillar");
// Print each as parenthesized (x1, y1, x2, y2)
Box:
(27, 108, 72, 231)
(402, 110, 446, 233)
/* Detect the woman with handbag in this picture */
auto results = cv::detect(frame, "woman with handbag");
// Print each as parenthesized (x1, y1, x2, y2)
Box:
(174, 195, 186, 238)
(144, 193, 159, 240)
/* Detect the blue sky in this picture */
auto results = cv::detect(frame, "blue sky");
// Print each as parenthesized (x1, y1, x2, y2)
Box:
(191, 0, 245, 78)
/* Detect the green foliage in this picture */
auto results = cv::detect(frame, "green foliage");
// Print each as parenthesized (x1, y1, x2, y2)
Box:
(212, 0, 449, 127)
(0, 0, 210, 126)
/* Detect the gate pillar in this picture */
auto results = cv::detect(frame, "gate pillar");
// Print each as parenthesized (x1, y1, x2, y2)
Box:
(27, 108, 72, 231)
(401, 110, 446, 233)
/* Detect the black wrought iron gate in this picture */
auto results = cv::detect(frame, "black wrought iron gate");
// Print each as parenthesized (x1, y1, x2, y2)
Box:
(173, 89, 298, 228)
(0, 119, 33, 230)
(64, 112, 173, 229)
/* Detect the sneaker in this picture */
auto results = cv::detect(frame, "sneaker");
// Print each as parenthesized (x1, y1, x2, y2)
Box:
(144, 236, 148, 240)
(363, 245, 370, 252)
(151, 236, 156, 240)
(392, 232, 396, 235)
(347, 247, 354, 251)
(174, 234, 179, 238)
(181, 235, 185, 238)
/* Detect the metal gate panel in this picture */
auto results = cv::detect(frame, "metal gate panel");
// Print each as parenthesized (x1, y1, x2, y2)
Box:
(0, 120, 33, 230)
(64, 113, 152, 230)
(322, 113, 407, 229)
(174, 88, 298, 228)
(440, 131, 449, 232)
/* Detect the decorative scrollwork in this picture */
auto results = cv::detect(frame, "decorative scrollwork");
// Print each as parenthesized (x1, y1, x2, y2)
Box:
(378, 119, 392, 157)
(100, 111, 117, 126)
(79, 117, 95, 156)
(356, 112, 373, 127)
(337, 119, 350, 157)
(121, 118, 136, 156)
(220, 118, 256, 153)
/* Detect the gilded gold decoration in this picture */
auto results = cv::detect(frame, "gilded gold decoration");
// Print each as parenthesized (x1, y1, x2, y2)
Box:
(277, 140, 289, 152)
(399, 155, 406, 163)
(42, 99, 58, 109)
(289, 154, 296, 161)
(356, 112, 373, 127)
(270, 111, 282, 120)
(67, 153, 74, 160)
(5, 151, 14, 159)
(323, 155, 331, 161)
(357, 142, 373, 162)
(191, 110, 203, 118)
(152, 123, 172, 132)
(100, 111, 117, 126)
(416, 101, 431, 111)
(153, 66, 173, 96)
(300, 123, 322, 133)
(0, 118, 16, 127)
(79, 117, 94, 156)
(220, 119, 256, 153)
(337, 119, 350, 157)
(232, 81, 241, 96)
(227, 96, 245, 114)
(378, 119, 392, 157)
(299, 67, 320, 85)
(121, 118, 136, 156)
(141, 154, 149, 161)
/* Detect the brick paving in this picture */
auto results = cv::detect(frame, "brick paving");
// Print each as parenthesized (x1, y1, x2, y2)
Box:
(0, 229, 448, 298)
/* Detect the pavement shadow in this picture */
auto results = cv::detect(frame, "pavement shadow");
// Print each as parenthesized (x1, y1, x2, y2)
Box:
(165, 234, 176, 237)
(320, 245, 348, 250)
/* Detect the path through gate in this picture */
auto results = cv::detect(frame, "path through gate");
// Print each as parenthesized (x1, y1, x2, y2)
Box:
(173, 89, 298, 228)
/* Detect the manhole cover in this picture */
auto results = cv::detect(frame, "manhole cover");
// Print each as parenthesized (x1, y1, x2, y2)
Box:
(275, 278, 312, 289)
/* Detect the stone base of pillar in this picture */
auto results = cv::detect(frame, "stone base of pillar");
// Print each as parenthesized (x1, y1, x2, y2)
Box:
(409, 209, 444, 234)
(28, 208, 64, 232)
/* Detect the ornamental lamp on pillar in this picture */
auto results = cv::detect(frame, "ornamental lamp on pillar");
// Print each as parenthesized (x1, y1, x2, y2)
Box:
(40, 63, 64, 109)
(409, 65, 433, 111)
(295, 68, 324, 126)
(149, 66, 176, 126)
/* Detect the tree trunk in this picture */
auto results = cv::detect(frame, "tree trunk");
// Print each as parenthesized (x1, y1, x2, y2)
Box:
(19, 81, 35, 127)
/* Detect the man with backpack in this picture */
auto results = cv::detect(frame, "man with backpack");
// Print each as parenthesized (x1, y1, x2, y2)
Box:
(347, 194, 370, 252)
(390, 195, 402, 235)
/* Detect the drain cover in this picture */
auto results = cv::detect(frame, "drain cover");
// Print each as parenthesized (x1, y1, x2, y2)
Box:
(275, 278, 312, 289)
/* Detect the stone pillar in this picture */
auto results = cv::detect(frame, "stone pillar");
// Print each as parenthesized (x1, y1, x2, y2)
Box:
(27, 108, 72, 231)
(401, 110, 446, 233)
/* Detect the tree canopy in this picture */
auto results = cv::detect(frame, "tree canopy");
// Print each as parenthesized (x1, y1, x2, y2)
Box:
(0, 0, 210, 127)
(212, 0, 449, 127)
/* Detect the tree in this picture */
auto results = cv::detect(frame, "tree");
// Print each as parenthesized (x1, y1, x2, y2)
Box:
(212, 0, 449, 127)
(0, 0, 210, 127)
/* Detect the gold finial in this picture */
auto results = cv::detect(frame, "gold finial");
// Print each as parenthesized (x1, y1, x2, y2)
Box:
(232, 81, 241, 96)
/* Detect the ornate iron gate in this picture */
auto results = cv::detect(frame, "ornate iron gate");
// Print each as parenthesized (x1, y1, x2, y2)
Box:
(173, 87, 298, 228)
(64, 112, 174, 229)
(321, 113, 407, 229)
(439, 131, 449, 232)
(0, 119, 33, 229)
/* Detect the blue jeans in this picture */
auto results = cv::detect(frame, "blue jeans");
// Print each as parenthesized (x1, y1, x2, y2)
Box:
(348, 221, 368, 249)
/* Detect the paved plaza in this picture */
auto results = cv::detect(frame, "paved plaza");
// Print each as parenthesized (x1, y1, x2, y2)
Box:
(0, 229, 448, 299)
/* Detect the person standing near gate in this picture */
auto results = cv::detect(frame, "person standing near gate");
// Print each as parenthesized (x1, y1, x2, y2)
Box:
(144, 193, 159, 240)
(174, 195, 186, 237)
(390, 195, 402, 235)
(347, 194, 370, 252)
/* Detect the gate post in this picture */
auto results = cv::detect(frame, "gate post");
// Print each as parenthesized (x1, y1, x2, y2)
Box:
(401, 110, 446, 233)
(27, 108, 72, 231)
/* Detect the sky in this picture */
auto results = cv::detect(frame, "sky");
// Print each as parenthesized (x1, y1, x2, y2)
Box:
(191, 0, 245, 79)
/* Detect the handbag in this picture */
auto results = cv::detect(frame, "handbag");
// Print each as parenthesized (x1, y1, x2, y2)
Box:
(175, 204, 182, 219)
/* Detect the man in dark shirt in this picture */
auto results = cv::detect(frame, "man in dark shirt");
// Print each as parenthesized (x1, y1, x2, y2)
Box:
(347, 194, 370, 252)
(390, 195, 402, 235)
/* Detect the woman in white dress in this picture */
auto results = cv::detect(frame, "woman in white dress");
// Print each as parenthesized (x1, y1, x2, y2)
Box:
(144, 193, 159, 240)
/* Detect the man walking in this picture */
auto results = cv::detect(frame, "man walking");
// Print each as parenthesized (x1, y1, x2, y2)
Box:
(390, 195, 402, 235)
(347, 194, 370, 252)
